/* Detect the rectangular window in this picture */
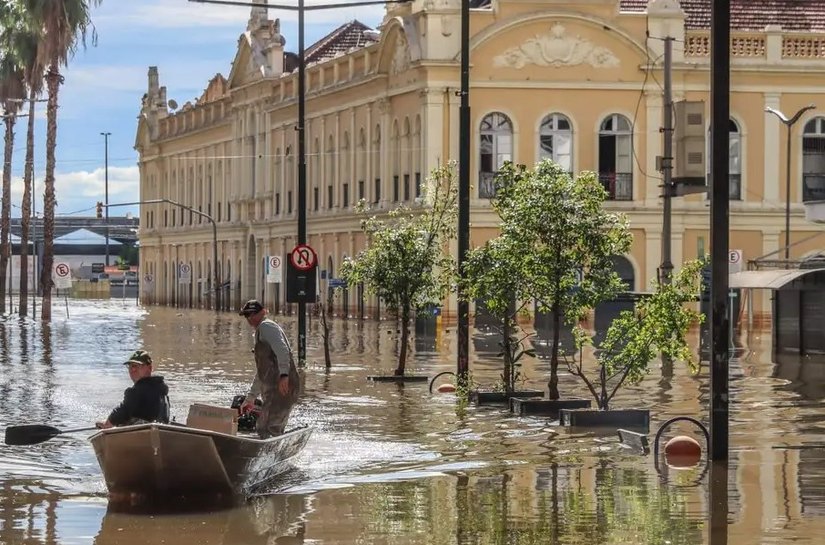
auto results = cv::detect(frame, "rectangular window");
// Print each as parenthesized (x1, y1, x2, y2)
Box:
(415, 172, 421, 198)
(374, 178, 381, 203)
(403, 174, 410, 201)
(327, 185, 333, 209)
(343, 183, 349, 208)
(358, 180, 365, 201)
(275, 192, 281, 215)
(218, 203, 222, 222)
(227, 202, 231, 222)
(314, 187, 319, 211)
(288, 191, 293, 214)
(393, 175, 399, 202)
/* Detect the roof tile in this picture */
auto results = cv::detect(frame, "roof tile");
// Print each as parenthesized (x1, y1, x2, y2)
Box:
(620, 0, 825, 32)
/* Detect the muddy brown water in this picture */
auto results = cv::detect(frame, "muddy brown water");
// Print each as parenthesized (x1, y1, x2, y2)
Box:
(1, 299, 824, 544)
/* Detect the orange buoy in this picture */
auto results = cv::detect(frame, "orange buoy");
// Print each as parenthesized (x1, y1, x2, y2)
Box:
(436, 383, 457, 393)
(664, 435, 702, 468)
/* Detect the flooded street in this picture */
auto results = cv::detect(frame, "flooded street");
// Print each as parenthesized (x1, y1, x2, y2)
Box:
(1, 300, 825, 544)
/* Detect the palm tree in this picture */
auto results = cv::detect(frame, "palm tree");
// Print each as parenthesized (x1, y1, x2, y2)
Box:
(15, 21, 43, 317)
(21, 0, 102, 321)
(0, 12, 28, 315)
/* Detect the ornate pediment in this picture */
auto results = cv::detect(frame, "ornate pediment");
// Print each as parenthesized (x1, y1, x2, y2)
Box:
(493, 24, 620, 70)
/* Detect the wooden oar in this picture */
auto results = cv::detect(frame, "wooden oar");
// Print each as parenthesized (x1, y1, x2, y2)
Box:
(4, 424, 99, 446)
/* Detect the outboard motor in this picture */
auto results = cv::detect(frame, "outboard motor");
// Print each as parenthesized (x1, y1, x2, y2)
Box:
(230, 395, 263, 432)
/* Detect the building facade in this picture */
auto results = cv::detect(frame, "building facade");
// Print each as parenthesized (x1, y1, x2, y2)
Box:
(135, 0, 825, 320)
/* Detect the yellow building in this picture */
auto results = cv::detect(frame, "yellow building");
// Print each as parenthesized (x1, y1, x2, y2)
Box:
(135, 0, 825, 321)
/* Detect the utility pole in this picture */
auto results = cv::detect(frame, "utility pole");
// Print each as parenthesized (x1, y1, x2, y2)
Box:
(457, 0, 470, 383)
(710, 0, 731, 463)
(296, 0, 308, 364)
(659, 36, 674, 286)
(101, 132, 111, 267)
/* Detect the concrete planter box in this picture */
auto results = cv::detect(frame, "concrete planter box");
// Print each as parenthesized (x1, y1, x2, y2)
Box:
(560, 408, 650, 431)
(510, 398, 591, 416)
(367, 375, 429, 383)
(471, 389, 544, 405)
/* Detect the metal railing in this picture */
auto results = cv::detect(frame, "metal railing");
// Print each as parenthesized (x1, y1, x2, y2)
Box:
(598, 172, 633, 201)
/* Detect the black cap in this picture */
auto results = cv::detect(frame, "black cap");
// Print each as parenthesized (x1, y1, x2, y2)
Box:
(239, 299, 264, 317)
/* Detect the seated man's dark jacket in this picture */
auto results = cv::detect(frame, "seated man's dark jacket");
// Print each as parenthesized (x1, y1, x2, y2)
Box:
(108, 376, 170, 426)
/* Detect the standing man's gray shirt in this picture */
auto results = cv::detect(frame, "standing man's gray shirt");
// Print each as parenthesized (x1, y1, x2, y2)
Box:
(247, 319, 292, 399)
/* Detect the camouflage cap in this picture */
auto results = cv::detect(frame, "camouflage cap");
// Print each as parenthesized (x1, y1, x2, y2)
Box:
(239, 299, 264, 317)
(124, 350, 153, 366)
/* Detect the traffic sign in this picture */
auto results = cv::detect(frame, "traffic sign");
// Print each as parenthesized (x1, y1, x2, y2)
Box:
(329, 278, 347, 289)
(266, 255, 283, 283)
(729, 249, 743, 274)
(289, 244, 317, 272)
(54, 262, 72, 289)
(178, 262, 191, 284)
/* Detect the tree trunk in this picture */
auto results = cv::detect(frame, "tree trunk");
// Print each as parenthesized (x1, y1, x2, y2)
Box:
(548, 301, 561, 400)
(19, 94, 36, 317)
(502, 316, 513, 394)
(0, 115, 15, 315)
(321, 303, 332, 368)
(395, 305, 410, 376)
(40, 65, 60, 323)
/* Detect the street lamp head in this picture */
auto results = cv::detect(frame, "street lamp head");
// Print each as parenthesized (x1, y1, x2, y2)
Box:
(765, 106, 790, 123)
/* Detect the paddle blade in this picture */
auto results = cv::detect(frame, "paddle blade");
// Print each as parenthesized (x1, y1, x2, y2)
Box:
(4, 425, 63, 446)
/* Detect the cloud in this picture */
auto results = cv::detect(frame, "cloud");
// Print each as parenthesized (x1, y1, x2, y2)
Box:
(11, 166, 140, 217)
(101, 0, 384, 29)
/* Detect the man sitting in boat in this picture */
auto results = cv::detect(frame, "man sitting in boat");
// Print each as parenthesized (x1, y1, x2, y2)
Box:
(239, 299, 300, 438)
(95, 350, 171, 429)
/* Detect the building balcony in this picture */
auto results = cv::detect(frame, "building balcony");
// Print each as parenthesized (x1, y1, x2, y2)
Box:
(803, 174, 825, 223)
(598, 172, 633, 201)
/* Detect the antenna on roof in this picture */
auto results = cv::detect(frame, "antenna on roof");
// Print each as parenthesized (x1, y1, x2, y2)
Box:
(167, 99, 178, 110)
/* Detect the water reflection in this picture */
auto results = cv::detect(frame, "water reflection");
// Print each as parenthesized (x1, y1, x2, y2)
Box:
(4, 301, 825, 543)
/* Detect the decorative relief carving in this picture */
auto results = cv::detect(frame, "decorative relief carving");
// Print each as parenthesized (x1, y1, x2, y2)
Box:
(390, 33, 411, 74)
(493, 24, 620, 70)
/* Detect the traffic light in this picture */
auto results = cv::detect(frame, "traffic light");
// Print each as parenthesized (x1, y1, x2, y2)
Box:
(96, 201, 103, 218)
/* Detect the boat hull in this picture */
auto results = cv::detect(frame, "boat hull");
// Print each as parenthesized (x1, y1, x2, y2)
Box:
(90, 423, 311, 499)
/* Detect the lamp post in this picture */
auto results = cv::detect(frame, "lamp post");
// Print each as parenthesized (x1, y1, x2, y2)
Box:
(765, 105, 816, 261)
(101, 132, 111, 266)
(456, 0, 470, 384)
(105, 199, 220, 311)
(189, 0, 411, 363)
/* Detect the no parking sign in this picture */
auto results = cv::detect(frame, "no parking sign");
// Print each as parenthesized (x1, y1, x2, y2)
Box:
(54, 262, 72, 289)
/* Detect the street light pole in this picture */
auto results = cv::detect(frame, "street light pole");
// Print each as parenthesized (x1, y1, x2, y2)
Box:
(101, 132, 111, 267)
(457, 0, 471, 384)
(765, 105, 816, 261)
(105, 199, 220, 312)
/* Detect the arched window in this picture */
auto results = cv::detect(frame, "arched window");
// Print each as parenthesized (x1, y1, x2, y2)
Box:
(392, 120, 400, 202)
(372, 124, 381, 204)
(598, 114, 633, 201)
(707, 119, 743, 200)
(326, 134, 335, 209)
(479, 112, 513, 198)
(414, 116, 422, 198)
(357, 128, 367, 202)
(803, 116, 825, 202)
(341, 131, 350, 208)
(539, 113, 572, 173)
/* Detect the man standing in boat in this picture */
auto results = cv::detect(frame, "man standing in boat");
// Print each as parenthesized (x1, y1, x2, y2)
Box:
(95, 350, 170, 429)
(239, 299, 300, 437)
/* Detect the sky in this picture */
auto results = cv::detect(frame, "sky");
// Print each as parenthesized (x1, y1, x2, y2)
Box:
(6, 0, 386, 219)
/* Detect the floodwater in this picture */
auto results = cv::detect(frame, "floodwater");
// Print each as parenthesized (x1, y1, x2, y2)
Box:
(1, 300, 824, 544)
